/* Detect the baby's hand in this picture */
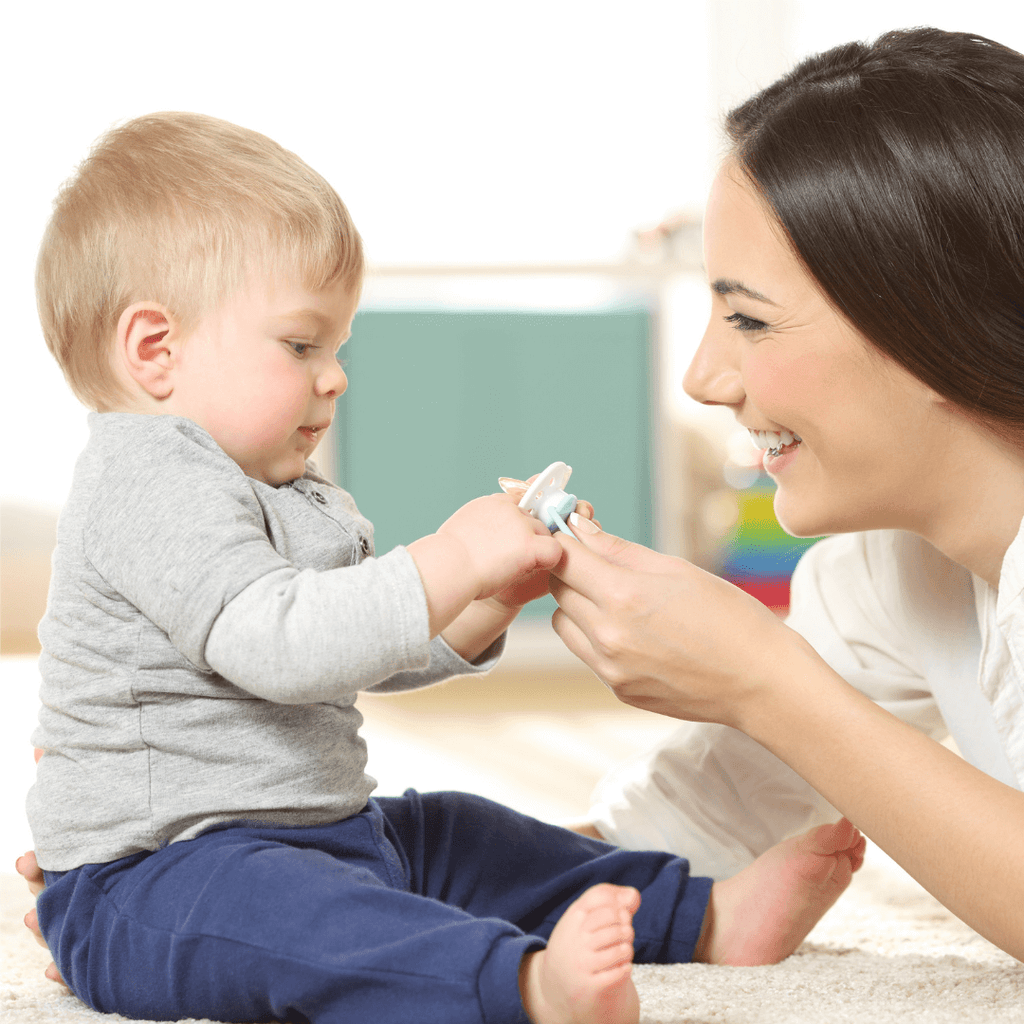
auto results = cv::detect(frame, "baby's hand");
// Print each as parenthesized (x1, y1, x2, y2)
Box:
(436, 493, 563, 601)
(487, 488, 599, 609)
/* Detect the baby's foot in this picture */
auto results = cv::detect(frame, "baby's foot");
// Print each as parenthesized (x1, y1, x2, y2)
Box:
(695, 817, 865, 965)
(520, 883, 641, 1024)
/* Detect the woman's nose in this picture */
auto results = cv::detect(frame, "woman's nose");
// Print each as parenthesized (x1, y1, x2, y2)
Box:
(317, 360, 348, 399)
(683, 321, 744, 407)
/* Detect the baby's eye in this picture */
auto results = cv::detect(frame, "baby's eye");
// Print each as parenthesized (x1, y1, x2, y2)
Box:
(288, 341, 313, 357)
(723, 312, 769, 333)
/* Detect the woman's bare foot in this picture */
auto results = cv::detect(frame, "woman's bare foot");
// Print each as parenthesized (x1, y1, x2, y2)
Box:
(519, 883, 641, 1024)
(15, 849, 65, 986)
(695, 817, 866, 965)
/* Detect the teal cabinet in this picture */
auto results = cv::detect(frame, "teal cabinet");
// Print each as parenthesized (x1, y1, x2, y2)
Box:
(331, 307, 654, 618)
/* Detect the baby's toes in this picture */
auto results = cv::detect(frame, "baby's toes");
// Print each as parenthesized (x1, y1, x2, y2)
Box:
(589, 924, 636, 972)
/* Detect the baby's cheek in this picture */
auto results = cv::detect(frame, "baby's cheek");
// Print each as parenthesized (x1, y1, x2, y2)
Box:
(249, 387, 307, 440)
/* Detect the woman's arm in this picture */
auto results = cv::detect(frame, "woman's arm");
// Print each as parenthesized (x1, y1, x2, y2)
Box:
(549, 523, 1024, 961)
(745, 647, 1024, 960)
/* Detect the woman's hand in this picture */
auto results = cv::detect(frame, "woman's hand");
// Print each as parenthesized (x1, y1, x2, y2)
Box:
(15, 850, 64, 986)
(548, 519, 800, 730)
(491, 477, 595, 610)
(16, 750, 65, 986)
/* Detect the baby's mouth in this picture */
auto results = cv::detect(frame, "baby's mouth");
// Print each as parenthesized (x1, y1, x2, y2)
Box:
(749, 428, 802, 457)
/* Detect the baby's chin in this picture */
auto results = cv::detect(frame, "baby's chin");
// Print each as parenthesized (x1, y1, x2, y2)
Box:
(243, 454, 308, 488)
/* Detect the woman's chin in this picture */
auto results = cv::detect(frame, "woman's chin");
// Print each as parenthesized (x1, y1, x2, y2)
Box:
(772, 495, 831, 540)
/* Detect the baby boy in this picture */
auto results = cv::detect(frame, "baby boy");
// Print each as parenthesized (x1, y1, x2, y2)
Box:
(23, 112, 865, 1024)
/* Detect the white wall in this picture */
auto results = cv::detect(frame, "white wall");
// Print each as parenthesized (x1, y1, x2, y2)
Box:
(3, 0, 1024, 510)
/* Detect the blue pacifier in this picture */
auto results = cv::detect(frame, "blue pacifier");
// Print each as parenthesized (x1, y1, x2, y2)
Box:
(515, 462, 577, 537)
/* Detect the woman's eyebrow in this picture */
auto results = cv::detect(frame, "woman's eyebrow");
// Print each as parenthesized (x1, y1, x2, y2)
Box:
(711, 278, 777, 305)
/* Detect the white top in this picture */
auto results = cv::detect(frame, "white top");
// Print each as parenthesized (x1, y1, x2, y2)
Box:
(589, 526, 1024, 879)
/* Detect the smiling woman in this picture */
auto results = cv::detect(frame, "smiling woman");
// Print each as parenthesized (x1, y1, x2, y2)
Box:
(547, 26, 1024, 963)
(728, 39, 1024, 447)
(689, 162, 963, 545)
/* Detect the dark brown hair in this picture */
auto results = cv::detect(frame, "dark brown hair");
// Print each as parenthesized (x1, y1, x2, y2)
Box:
(727, 27, 1024, 445)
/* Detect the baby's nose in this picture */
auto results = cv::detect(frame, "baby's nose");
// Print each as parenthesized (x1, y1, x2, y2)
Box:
(318, 362, 348, 398)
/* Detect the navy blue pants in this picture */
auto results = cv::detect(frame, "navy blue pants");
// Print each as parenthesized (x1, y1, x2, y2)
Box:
(38, 790, 712, 1024)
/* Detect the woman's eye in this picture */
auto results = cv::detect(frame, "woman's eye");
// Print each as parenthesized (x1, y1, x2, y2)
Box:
(723, 311, 769, 333)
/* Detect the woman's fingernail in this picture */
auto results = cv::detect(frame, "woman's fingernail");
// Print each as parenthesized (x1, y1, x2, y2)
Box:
(498, 477, 528, 494)
(569, 511, 600, 534)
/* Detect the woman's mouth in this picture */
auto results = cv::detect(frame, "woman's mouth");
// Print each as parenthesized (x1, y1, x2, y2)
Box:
(749, 428, 802, 457)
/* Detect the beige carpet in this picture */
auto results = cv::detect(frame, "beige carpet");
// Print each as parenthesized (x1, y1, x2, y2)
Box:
(3, 845, 1023, 1024)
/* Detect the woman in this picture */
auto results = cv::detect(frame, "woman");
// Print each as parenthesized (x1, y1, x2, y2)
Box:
(550, 26, 1024, 961)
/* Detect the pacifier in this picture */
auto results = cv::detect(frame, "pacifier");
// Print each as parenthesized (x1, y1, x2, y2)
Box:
(499, 461, 577, 537)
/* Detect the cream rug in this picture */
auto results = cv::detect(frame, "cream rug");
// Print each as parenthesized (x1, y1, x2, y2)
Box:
(3, 843, 1022, 1024)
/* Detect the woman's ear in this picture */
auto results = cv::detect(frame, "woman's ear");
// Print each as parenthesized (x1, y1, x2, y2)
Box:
(115, 302, 179, 400)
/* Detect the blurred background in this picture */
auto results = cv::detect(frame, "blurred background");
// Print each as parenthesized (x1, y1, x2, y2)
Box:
(3, 1, 1024, 866)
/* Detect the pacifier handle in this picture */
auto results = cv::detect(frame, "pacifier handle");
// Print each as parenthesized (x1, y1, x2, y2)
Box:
(516, 461, 577, 537)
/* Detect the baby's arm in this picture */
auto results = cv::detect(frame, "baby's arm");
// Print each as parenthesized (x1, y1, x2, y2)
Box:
(406, 492, 564, 661)
(87, 431, 565, 700)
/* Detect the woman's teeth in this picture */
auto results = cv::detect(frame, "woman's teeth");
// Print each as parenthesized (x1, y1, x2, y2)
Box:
(749, 429, 802, 456)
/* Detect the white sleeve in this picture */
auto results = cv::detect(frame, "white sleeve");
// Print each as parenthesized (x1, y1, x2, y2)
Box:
(589, 531, 947, 878)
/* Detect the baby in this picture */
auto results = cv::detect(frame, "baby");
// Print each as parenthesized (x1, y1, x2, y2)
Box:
(20, 111, 865, 1024)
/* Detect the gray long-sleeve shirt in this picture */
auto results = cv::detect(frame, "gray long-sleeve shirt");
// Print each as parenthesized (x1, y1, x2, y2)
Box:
(28, 413, 501, 870)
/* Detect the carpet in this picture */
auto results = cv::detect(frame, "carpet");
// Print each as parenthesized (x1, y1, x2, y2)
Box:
(2, 844, 1022, 1023)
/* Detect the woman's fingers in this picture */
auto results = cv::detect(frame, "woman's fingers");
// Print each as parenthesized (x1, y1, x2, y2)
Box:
(550, 531, 613, 599)
(551, 603, 600, 669)
(45, 962, 67, 987)
(16, 851, 66, 987)
(16, 850, 45, 896)
(24, 907, 47, 947)
(550, 527, 656, 606)
(561, 519, 682, 575)
(573, 499, 596, 523)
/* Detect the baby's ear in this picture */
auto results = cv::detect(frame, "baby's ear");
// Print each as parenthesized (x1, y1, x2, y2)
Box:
(116, 302, 178, 400)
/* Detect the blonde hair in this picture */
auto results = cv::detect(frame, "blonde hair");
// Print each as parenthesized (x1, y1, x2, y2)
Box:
(36, 112, 365, 411)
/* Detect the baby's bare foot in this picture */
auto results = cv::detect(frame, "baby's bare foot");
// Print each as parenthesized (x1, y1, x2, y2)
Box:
(695, 817, 866, 966)
(520, 883, 641, 1024)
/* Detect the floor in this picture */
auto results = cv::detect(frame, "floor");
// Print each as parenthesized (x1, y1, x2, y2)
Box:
(0, 626, 680, 869)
